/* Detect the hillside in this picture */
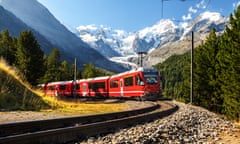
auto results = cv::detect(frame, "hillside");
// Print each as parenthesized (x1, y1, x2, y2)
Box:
(0, 5, 57, 55)
(0, 0, 126, 72)
(144, 38, 204, 66)
(0, 59, 49, 110)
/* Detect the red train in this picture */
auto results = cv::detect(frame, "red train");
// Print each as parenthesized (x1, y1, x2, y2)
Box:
(39, 67, 161, 100)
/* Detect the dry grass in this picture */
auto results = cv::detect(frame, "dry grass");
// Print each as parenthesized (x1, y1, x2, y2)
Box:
(0, 58, 24, 84)
(235, 122, 240, 126)
(37, 91, 128, 115)
(0, 58, 33, 92)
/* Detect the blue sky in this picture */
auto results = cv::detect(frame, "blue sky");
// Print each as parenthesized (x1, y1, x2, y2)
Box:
(37, 0, 240, 31)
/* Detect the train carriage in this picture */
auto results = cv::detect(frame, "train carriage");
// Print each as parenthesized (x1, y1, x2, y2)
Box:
(74, 77, 109, 98)
(40, 67, 161, 100)
(108, 67, 161, 100)
(73, 80, 85, 97)
(108, 69, 144, 98)
(45, 81, 73, 97)
(44, 82, 57, 96)
(140, 68, 161, 100)
(86, 76, 109, 97)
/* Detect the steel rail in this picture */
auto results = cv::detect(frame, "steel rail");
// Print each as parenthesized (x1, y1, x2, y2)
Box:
(0, 101, 178, 144)
(0, 102, 158, 137)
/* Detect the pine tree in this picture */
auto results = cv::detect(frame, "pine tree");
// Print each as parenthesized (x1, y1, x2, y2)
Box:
(182, 52, 191, 103)
(82, 63, 96, 79)
(0, 30, 17, 65)
(42, 48, 61, 83)
(60, 60, 71, 80)
(217, 7, 240, 120)
(154, 53, 190, 102)
(15, 31, 44, 85)
(194, 29, 222, 111)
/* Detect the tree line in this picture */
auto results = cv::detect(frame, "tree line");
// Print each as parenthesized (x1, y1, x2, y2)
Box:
(155, 6, 240, 121)
(0, 30, 110, 86)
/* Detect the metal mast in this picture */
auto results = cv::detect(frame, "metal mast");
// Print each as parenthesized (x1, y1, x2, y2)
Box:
(190, 31, 194, 104)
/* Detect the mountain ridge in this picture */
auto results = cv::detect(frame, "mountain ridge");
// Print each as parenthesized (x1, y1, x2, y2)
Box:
(0, 5, 57, 55)
(0, 0, 126, 72)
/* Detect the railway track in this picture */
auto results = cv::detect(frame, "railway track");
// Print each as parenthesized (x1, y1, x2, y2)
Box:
(0, 101, 178, 144)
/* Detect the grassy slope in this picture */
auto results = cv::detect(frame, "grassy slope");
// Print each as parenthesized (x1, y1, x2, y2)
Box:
(0, 59, 50, 110)
(0, 58, 128, 114)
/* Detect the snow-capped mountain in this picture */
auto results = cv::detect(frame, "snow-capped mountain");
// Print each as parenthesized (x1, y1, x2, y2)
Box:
(135, 19, 180, 52)
(75, 12, 228, 67)
(0, 0, 126, 72)
(76, 25, 135, 58)
(143, 11, 228, 66)
(76, 19, 180, 58)
(180, 11, 227, 40)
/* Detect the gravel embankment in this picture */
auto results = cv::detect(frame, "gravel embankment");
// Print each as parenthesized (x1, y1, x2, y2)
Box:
(80, 101, 239, 144)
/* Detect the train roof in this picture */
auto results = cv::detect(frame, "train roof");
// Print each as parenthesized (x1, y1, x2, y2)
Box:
(47, 80, 73, 85)
(43, 67, 158, 85)
(110, 67, 158, 79)
(76, 76, 110, 82)
(141, 67, 159, 73)
(87, 76, 110, 81)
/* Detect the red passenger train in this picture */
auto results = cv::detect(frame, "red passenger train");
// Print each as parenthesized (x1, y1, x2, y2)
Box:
(40, 67, 161, 100)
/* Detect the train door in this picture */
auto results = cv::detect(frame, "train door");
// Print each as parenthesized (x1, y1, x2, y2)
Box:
(83, 83, 87, 96)
(120, 79, 123, 96)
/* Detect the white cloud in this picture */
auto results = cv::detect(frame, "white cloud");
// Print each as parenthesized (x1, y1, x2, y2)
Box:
(182, 0, 208, 21)
(182, 13, 192, 21)
(196, 0, 207, 9)
(189, 6, 197, 13)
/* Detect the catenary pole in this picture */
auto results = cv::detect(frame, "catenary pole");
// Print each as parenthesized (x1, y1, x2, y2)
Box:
(74, 58, 77, 99)
(190, 31, 194, 104)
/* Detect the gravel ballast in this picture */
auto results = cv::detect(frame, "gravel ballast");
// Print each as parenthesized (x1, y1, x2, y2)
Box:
(80, 101, 239, 144)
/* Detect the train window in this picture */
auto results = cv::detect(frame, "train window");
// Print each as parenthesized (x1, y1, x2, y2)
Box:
(144, 75, 158, 84)
(143, 71, 159, 84)
(74, 84, 80, 90)
(136, 75, 144, 86)
(95, 82, 105, 89)
(48, 86, 55, 90)
(110, 80, 118, 88)
(90, 82, 105, 89)
(88, 83, 93, 89)
(124, 77, 133, 86)
(59, 85, 66, 90)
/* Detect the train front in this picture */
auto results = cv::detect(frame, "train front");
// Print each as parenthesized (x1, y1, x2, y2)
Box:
(141, 68, 161, 100)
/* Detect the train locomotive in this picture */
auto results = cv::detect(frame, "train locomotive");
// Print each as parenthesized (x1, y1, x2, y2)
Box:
(39, 67, 161, 100)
